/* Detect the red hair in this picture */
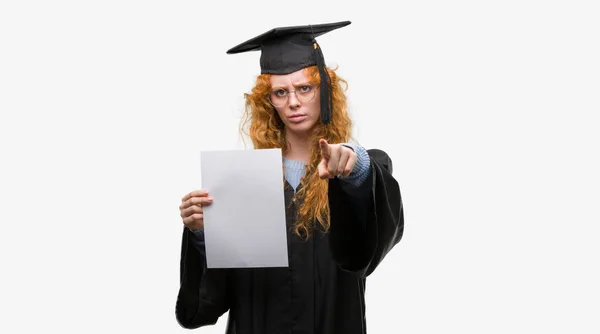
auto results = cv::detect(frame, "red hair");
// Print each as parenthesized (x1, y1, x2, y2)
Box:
(240, 65, 352, 238)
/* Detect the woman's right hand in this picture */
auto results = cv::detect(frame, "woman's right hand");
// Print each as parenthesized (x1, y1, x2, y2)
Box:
(180, 190, 213, 230)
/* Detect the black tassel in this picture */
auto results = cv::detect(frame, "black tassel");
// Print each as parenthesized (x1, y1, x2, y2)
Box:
(314, 42, 332, 124)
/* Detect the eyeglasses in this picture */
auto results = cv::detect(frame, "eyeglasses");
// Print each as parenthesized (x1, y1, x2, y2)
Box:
(268, 84, 317, 108)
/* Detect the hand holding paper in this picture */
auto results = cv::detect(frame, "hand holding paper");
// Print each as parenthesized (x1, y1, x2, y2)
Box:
(179, 190, 213, 231)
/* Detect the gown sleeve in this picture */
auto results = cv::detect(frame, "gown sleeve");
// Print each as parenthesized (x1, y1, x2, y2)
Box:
(175, 227, 230, 329)
(327, 148, 404, 277)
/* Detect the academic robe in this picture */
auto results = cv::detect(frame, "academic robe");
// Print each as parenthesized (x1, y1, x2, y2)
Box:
(175, 149, 404, 334)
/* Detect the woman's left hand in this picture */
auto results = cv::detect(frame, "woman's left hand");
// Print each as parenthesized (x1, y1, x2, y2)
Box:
(318, 139, 358, 179)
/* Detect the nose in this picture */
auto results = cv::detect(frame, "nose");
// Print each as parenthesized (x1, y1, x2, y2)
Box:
(288, 91, 301, 108)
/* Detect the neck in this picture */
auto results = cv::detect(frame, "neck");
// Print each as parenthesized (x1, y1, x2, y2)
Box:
(283, 130, 312, 163)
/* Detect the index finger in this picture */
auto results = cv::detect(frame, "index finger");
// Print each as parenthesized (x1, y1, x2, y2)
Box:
(319, 139, 330, 158)
(181, 189, 209, 202)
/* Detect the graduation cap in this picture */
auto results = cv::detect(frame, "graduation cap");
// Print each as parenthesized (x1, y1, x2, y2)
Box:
(226, 21, 351, 124)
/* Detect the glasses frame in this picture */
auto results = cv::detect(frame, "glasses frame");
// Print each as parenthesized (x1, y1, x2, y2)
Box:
(267, 84, 319, 108)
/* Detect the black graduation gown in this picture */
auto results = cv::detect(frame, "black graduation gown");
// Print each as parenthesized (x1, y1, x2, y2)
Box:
(175, 149, 404, 334)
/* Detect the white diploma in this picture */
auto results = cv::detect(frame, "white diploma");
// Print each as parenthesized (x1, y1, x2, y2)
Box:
(200, 148, 289, 268)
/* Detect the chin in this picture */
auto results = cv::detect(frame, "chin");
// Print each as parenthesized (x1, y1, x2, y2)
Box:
(285, 121, 317, 135)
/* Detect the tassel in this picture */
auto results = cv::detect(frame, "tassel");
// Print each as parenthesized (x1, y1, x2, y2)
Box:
(314, 42, 332, 124)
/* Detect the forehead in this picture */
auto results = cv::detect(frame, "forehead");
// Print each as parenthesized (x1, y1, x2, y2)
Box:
(269, 68, 309, 87)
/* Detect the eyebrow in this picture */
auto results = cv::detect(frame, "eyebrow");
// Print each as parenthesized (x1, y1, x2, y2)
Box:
(271, 82, 312, 90)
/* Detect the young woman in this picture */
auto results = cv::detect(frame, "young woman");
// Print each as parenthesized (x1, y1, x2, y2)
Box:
(175, 21, 404, 334)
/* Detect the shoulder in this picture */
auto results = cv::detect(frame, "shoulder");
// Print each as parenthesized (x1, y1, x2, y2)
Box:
(367, 149, 393, 174)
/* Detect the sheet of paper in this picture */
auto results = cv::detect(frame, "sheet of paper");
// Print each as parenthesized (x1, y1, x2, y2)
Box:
(200, 148, 289, 268)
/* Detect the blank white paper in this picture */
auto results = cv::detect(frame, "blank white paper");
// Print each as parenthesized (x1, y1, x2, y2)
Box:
(200, 148, 289, 268)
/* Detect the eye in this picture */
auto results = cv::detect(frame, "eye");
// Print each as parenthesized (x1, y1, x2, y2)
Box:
(299, 85, 312, 93)
(274, 89, 287, 97)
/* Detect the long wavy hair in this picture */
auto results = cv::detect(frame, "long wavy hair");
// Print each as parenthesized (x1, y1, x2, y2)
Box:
(240, 65, 352, 239)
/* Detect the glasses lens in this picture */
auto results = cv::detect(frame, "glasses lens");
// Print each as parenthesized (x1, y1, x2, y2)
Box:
(297, 85, 316, 103)
(269, 90, 288, 107)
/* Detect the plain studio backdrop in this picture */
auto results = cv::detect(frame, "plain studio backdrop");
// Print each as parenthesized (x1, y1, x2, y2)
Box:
(1, 0, 599, 333)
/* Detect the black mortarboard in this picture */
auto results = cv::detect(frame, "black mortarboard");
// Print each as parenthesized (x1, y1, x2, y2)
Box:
(226, 21, 351, 124)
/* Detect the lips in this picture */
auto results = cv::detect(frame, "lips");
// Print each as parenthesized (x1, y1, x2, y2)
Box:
(288, 114, 307, 123)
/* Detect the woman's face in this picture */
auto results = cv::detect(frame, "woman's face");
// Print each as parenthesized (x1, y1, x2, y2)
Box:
(269, 68, 320, 136)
